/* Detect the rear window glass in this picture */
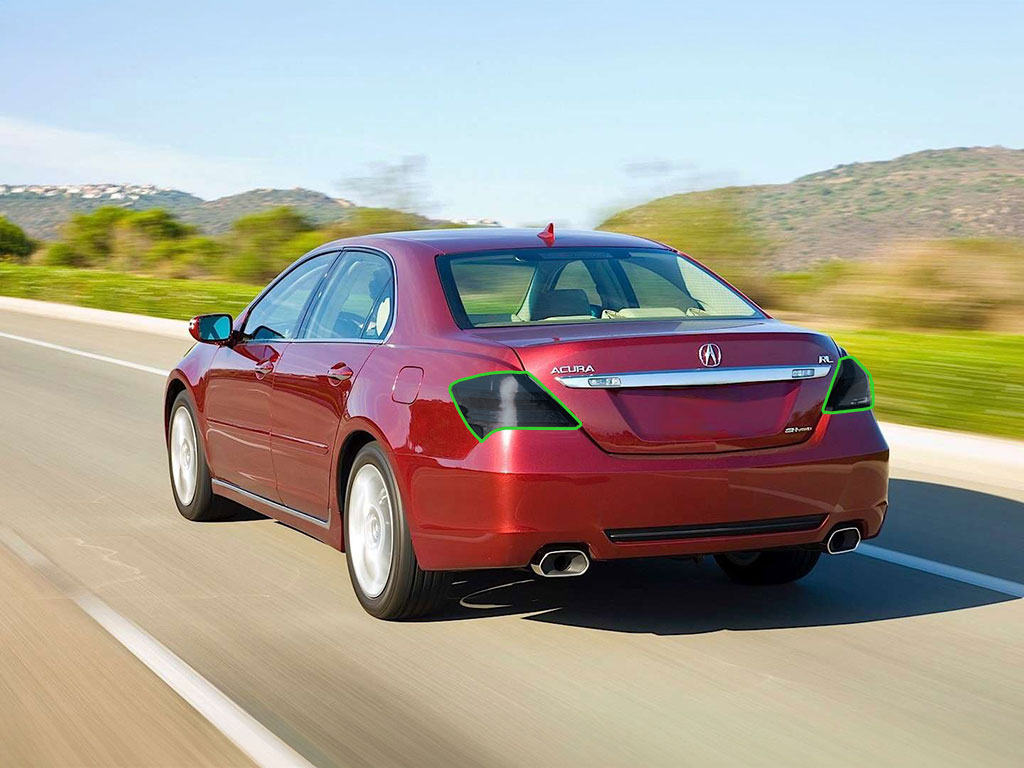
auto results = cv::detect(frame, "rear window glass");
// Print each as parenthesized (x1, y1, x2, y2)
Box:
(437, 247, 762, 328)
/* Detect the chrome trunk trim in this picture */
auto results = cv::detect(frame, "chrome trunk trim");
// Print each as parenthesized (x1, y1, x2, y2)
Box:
(555, 364, 832, 389)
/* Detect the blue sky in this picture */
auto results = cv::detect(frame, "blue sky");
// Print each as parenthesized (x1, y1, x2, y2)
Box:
(1, 0, 1021, 226)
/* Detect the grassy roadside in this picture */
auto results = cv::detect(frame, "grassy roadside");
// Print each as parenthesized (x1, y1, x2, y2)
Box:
(1, 265, 1021, 439)
(830, 330, 1023, 440)
(0, 264, 260, 320)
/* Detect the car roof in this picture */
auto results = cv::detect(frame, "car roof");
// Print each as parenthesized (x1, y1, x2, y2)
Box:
(319, 227, 669, 255)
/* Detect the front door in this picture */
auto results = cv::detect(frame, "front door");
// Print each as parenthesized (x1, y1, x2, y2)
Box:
(203, 252, 336, 501)
(270, 249, 395, 519)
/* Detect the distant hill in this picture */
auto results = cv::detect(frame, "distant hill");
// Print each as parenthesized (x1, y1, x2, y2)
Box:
(601, 146, 1024, 268)
(0, 184, 356, 239)
(185, 188, 357, 234)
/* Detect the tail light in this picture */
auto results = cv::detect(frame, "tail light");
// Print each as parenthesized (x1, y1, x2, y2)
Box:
(450, 371, 581, 441)
(823, 356, 874, 413)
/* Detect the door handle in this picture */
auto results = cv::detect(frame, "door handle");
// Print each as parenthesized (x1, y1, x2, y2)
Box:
(327, 363, 354, 386)
(254, 360, 275, 379)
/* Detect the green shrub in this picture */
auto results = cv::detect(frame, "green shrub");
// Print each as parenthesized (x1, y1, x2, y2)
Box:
(0, 216, 36, 262)
(40, 242, 81, 267)
(823, 239, 1024, 330)
(145, 236, 227, 279)
(60, 207, 132, 266)
(224, 207, 315, 282)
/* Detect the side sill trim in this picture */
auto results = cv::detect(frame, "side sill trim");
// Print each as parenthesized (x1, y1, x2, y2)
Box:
(556, 364, 832, 389)
(211, 479, 330, 529)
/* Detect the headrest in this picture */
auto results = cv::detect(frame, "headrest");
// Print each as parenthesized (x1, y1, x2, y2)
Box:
(530, 289, 591, 320)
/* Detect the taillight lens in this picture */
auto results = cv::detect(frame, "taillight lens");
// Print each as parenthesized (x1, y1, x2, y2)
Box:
(450, 371, 581, 441)
(823, 356, 874, 413)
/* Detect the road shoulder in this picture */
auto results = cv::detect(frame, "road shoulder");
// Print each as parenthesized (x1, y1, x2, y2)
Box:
(0, 538, 253, 767)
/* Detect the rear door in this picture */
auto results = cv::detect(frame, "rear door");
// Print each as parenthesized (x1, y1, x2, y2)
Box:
(270, 249, 395, 519)
(203, 252, 335, 500)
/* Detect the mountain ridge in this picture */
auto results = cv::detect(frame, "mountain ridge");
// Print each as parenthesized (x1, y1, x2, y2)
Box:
(0, 185, 355, 239)
(5, 146, 1023, 265)
(601, 146, 1024, 267)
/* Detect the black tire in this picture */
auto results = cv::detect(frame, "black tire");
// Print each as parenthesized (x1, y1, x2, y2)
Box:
(714, 548, 821, 585)
(344, 443, 450, 620)
(167, 391, 229, 522)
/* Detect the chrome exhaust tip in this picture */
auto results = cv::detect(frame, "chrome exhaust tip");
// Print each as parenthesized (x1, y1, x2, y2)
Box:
(826, 526, 862, 555)
(531, 549, 590, 578)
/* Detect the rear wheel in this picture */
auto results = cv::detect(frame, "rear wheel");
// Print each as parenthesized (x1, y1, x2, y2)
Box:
(344, 443, 450, 620)
(714, 548, 821, 585)
(167, 391, 229, 521)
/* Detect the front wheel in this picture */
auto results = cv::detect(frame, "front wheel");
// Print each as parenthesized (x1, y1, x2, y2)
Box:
(344, 443, 450, 620)
(714, 548, 821, 585)
(167, 391, 229, 521)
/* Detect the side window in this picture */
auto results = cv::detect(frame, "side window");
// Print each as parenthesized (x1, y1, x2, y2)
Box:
(302, 251, 394, 340)
(242, 253, 334, 341)
(554, 260, 601, 307)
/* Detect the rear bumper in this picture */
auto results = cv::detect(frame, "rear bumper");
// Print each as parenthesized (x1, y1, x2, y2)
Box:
(400, 411, 889, 571)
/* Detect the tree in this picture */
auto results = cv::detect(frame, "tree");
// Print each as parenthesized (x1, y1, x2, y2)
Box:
(0, 215, 37, 262)
(61, 206, 132, 266)
(224, 207, 314, 282)
(340, 155, 435, 213)
(110, 209, 195, 271)
(51, 207, 194, 270)
(324, 207, 447, 239)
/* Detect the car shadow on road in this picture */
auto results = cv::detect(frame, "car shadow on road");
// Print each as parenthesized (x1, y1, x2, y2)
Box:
(204, 498, 269, 523)
(434, 479, 1022, 635)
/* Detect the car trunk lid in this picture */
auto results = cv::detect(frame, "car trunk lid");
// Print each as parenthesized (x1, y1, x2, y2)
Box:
(470, 320, 839, 454)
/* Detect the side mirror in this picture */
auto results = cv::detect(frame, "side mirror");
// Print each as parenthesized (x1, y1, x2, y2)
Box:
(189, 314, 233, 344)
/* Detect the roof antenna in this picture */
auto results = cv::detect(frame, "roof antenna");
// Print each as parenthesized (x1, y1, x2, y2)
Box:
(538, 222, 555, 246)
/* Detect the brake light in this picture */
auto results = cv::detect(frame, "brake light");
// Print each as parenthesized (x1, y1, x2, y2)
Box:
(450, 371, 581, 441)
(823, 356, 874, 413)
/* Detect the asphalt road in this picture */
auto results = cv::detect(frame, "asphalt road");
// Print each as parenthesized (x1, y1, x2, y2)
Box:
(1, 308, 1022, 767)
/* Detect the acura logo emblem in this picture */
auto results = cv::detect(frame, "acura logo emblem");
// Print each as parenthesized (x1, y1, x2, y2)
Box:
(698, 342, 722, 367)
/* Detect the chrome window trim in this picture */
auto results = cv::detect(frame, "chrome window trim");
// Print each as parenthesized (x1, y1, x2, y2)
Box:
(212, 479, 330, 529)
(287, 338, 387, 345)
(555, 364, 833, 389)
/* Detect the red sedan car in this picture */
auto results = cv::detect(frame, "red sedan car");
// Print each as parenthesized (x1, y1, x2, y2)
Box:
(165, 227, 888, 619)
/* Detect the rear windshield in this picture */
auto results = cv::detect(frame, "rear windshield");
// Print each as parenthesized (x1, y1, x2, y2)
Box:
(436, 247, 763, 328)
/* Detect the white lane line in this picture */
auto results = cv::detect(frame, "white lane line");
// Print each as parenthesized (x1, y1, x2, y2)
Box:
(0, 330, 170, 376)
(0, 527, 317, 768)
(858, 543, 1024, 598)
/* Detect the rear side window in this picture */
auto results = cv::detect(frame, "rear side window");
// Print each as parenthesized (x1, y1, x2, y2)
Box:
(302, 251, 394, 340)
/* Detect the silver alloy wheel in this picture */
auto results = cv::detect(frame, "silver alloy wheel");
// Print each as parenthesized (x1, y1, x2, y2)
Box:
(348, 464, 395, 599)
(170, 405, 199, 506)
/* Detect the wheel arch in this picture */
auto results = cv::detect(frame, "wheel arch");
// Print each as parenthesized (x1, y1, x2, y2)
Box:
(334, 427, 383, 552)
(163, 375, 189, 440)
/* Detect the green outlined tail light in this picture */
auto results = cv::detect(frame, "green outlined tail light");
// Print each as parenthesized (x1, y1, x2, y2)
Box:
(450, 371, 581, 441)
(823, 355, 874, 414)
